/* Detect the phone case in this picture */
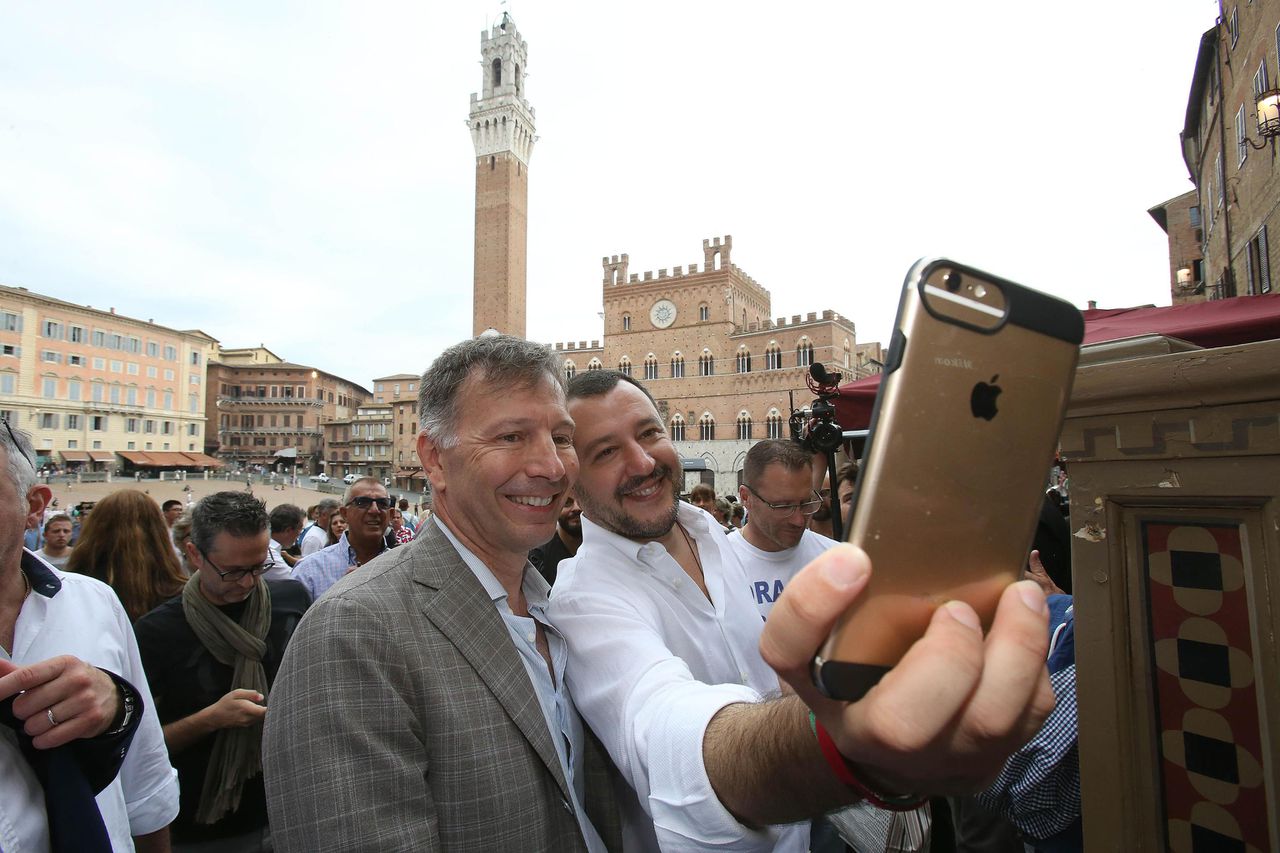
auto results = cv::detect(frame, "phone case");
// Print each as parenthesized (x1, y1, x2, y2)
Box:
(813, 258, 1084, 702)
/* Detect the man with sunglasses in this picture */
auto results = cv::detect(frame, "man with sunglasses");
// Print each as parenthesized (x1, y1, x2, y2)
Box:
(134, 491, 310, 851)
(291, 477, 392, 601)
(728, 440, 838, 619)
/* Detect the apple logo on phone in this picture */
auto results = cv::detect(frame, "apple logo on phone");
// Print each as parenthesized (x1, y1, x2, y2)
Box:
(970, 375, 1001, 421)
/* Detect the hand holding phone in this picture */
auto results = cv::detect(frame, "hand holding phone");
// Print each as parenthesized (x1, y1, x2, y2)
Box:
(813, 258, 1083, 702)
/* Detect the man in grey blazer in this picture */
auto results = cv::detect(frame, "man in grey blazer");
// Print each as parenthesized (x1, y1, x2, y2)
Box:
(263, 335, 621, 852)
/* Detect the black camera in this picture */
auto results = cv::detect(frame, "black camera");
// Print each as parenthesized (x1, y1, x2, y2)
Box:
(789, 364, 845, 455)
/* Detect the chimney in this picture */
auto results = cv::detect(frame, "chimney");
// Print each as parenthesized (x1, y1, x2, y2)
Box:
(1087, 300, 1097, 310)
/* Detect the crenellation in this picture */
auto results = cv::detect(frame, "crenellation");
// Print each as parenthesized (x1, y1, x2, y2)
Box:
(658, 269, 668, 279)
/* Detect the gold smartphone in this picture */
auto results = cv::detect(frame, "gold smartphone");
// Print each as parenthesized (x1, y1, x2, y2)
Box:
(813, 258, 1083, 701)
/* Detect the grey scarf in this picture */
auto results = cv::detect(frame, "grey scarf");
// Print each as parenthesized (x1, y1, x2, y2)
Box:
(181, 573, 272, 825)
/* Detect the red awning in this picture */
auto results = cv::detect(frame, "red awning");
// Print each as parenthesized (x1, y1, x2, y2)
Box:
(118, 451, 156, 465)
(88, 450, 117, 463)
(181, 452, 224, 467)
(59, 450, 91, 462)
(833, 294, 1280, 430)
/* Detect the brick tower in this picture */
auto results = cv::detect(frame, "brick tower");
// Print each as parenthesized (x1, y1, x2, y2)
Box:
(469, 13, 535, 338)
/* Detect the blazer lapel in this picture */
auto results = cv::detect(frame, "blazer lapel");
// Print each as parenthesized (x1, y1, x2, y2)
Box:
(411, 523, 572, 801)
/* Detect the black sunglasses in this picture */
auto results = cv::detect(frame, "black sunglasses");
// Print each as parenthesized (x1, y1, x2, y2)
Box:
(347, 496, 394, 511)
(1, 418, 36, 471)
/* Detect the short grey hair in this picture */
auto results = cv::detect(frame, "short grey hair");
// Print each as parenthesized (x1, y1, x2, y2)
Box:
(417, 334, 563, 448)
(341, 477, 386, 504)
(0, 420, 38, 505)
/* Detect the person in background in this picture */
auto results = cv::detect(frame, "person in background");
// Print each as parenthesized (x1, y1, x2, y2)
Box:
(325, 512, 348, 547)
(298, 499, 339, 557)
(33, 513, 74, 569)
(162, 500, 184, 529)
(171, 510, 196, 577)
(65, 490, 187, 623)
(529, 493, 583, 585)
(265, 504, 306, 580)
(386, 508, 415, 548)
(134, 491, 310, 852)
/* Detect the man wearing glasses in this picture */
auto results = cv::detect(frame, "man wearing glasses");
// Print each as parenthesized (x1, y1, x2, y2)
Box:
(134, 491, 310, 852)
(291, 477, 392, 601)
(728, 440, 838, 619)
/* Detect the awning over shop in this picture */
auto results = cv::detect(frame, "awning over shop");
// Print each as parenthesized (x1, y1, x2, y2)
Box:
(833, 293, 1280, 430)
(273, 448, 298, 458)
(87, 451, 117, 463)
(393, 469, 419, 478)
(118, 451, 156, 466)
(181, 452, 224, 467)
(680, 457, 708, 471)
(59, 451, 91, 463)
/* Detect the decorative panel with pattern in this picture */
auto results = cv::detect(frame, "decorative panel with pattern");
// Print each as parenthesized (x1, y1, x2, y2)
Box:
(1143, 521, 1270, 852)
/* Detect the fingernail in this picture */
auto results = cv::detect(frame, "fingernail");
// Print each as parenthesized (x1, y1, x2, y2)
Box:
(1016, 580, 1047, 613)
(820, 547, 869, 590)
(941, 600, 981, 632)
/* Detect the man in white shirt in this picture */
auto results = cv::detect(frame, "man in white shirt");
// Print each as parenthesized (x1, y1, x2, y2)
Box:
(33, 513, 74, 570)
(298, 499, 339, 557)
(548, 370, 1057, 852)
(728, 439, 839, 620)
(264, 503, 306, 581)
(0, 420, 179, 852)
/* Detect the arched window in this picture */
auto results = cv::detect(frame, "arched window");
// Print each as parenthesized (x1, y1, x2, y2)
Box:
(843, 338, 852, 367)
(698, 413, 716, 441)
(622, 313, 631, 331)
(766, 409, 784, 439)
(619, 356, 633, 377)
(671, 353, 685, 379)
(797, 339, 814, 367)
(765, 344, 782, 371)
(491, 58, 502, 87)
(698, 349, 714, 376)
(736, 346, 751, 373)
(670, 414, 686, 442)
(563, 360, 576, 381)
(736, 412, 753, 440)
(644, 355, 659, 380)
(587, 358, 603, 372)
(699, 304, 710, 322)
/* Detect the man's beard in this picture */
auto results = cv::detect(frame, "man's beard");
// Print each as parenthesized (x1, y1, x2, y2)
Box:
(577, 463, 681, 541)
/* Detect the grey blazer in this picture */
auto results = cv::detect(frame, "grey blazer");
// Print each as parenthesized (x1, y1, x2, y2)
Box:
(263, 521, 622, 852)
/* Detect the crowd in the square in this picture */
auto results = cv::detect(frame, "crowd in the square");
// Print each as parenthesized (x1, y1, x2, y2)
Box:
(2, 333, 1078, 853)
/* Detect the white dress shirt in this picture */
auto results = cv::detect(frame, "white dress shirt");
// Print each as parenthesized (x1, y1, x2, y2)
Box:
(298, 523, 328, 557)
(263, 537, 294, 581)
(0, 551, 179, 853)
(548, 503, 808, 852)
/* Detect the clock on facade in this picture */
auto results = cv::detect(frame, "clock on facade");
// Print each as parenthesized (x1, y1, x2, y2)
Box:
(649, 299, 677, 329)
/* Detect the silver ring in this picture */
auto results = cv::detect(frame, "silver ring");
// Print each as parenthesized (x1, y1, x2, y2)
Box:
(46, 708, 58, 727)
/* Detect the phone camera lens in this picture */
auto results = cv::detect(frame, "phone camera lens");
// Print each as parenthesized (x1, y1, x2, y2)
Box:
(944, 271, 963, 293)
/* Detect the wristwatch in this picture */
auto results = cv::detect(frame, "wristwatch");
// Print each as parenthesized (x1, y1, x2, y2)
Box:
(104, 678, 137, 737)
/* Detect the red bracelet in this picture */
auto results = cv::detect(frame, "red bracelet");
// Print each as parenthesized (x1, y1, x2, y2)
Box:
(811, 714, 928, 812)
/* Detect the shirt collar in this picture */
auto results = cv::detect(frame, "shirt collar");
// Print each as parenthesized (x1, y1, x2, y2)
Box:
(432, 516, 549, 612)
(20, 549, 62, 598)
(580, 501, 712, 567)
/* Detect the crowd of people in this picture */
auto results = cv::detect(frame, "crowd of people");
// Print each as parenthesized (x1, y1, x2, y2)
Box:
(2, 332, 1079, 853)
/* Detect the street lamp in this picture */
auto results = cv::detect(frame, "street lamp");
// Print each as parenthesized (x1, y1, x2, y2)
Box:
(1244, 87, 1280, 150)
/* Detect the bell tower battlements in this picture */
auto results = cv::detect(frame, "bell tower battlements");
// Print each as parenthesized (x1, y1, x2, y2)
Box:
(469, 14, 536, 166)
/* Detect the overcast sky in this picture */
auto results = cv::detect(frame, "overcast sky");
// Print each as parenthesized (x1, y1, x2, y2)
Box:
(1, 1, 1218, 389)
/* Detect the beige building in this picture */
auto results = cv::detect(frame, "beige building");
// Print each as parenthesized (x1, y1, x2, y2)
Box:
(0, 284, 219, 472)
(1172, 1, 1279, 300)
(205, 346, 370, 474)
(323, 403, 393, 484)
(371, 373, 425, 491)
